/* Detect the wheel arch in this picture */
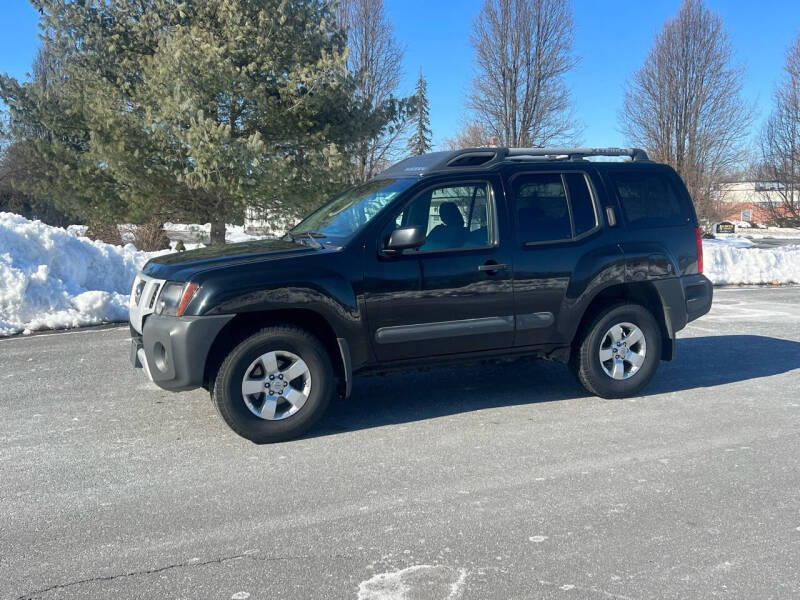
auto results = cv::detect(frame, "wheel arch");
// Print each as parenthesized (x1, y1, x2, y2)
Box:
(570, 281, 675, 361)
(202, 308, 349, 395)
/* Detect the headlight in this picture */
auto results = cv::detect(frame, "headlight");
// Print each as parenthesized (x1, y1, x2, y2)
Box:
(132, 278, 145, 305)
(154, 282, 199, 317)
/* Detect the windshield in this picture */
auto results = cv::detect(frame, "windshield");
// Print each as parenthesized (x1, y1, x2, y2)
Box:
(290, 178, 415, 239)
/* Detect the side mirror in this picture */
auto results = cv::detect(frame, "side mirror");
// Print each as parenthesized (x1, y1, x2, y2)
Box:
(384, 225, 426, 254)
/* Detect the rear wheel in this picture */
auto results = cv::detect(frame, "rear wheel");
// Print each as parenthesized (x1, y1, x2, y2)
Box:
(211, 326, 333, 443)
(572, 303, 662, 398)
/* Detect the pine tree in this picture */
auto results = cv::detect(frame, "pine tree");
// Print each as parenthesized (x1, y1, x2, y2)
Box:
(407, 70, 433, 155)
(0, 42, 126, 224)
(1, 1, 404, 242)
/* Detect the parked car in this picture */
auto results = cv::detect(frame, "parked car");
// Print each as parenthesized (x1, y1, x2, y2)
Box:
(129, 147, 712, 442)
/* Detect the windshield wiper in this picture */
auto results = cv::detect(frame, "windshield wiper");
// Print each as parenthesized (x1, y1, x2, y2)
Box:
(284, 230, 326, 248)
(303, 231, 326, 249)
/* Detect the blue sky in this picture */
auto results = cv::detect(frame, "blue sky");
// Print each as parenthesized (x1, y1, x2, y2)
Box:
(2, 0, 799, 148)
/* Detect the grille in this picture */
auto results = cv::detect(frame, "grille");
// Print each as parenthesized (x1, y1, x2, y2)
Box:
(129, 272, 166, 334)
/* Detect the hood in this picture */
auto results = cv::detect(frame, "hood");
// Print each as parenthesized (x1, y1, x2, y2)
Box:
(142, 238, 319, 281)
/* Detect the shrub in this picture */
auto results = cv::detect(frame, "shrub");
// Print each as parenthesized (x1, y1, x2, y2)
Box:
(134, 220, 170, 251)
(85, 221, 123, 245)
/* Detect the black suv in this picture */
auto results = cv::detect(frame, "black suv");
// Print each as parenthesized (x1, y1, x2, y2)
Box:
(129, 147, 712, 443)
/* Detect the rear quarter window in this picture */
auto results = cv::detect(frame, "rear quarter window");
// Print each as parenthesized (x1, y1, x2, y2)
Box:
(609, 171, 691, 229)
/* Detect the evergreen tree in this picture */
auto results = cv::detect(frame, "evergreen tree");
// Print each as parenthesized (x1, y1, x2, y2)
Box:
(1, 1, 402, 243)
(1, 42, 127, 224)
(407, 70, 432, 155)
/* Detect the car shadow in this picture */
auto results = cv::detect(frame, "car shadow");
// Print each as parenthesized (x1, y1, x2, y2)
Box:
(310, 335, 800, 438)
(647, 334, 800, 393)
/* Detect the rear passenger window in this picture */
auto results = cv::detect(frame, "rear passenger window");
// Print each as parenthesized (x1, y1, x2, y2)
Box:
(610, 171, 690, 228)
(514, 172, 598, 244)
(564, 173, 597, 236)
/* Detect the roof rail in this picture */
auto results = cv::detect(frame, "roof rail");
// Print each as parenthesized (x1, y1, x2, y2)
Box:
(376, 146, 650, 179)
(506, 147, 649, 161)
(445, 150, 498, 167)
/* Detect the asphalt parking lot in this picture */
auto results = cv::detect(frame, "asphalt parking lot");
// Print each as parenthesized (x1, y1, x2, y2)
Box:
(737, 236, 800, 249)
(2, 286, 799, 599)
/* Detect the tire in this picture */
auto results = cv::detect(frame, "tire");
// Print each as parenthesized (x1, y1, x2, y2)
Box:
(211, 325, 334, 443)
(571, 303, 662, 398)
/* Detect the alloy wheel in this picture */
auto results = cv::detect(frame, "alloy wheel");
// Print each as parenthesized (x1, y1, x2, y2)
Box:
(598, 322, 647, 380)
(241, 350, 312, 420)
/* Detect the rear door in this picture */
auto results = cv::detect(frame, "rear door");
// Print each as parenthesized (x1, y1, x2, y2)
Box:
(362, 174, 515, 362)
(508, 166, 624, 347)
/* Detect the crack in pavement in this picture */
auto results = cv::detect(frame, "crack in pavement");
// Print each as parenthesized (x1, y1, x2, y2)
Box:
(17, 551, 353, 599)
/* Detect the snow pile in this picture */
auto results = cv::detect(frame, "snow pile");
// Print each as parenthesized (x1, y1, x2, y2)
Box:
(704, 238, 800, 285)
(357, 565, 468, 600)
(66, 223, 136, 242)
(710, 234, 755, 248)
(744, 227, 800, 240)
(66, 224, 88, 237)
(0, 212, 157, 336)
(162, 222, 268, 244)
(66, 222, 270, 247)
(2, 212, 798, 337)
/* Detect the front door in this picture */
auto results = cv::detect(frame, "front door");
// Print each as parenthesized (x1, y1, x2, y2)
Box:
(363, 176, 515, 362)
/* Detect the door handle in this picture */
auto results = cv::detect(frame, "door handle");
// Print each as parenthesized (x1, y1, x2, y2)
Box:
(478, 261, 508, 272)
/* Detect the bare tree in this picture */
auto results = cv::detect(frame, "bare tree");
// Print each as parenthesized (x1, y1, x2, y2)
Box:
(758, 34, 800, 225)
(467, 0, 580, 147)
(444, 121, 493, 150)
(337, 0, 407, 181)
(620, 0, 752, 220)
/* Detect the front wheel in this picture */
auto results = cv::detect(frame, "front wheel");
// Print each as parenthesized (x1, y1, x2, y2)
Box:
(571, 303, 662, 398)
(211, 326, 334, 443)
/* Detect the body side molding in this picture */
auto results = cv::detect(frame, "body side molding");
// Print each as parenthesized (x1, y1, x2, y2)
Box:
(516, 312, 555, 330)
(375, 315, 515, 344)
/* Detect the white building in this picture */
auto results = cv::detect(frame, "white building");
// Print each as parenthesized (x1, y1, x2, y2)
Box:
(714, 181, 797, 223)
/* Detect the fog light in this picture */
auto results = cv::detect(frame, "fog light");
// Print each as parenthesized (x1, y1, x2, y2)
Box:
(153, 342, 168, 373)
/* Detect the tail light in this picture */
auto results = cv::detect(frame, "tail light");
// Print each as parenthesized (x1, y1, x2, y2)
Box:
(695, 226, 704, 274)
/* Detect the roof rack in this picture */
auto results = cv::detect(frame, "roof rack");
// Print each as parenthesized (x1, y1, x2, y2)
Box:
(506, 147, 649, 161)
(376, 146, 649, 179)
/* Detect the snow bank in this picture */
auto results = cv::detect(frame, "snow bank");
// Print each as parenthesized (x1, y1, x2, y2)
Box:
(66, 223, 136, 242)
(0, 215, 273, 336)
(2, 212, 798, 337)
(0, 212, 157, 336)
(66, 224, 88, 237)
(162, 222, 267, 244)
(704, 238, 800, 285)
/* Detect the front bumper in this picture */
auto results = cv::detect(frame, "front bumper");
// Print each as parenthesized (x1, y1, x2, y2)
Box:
(130, 314, 233, 391)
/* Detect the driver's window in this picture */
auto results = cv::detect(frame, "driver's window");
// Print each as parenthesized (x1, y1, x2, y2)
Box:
(391, 182, 492, 251)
